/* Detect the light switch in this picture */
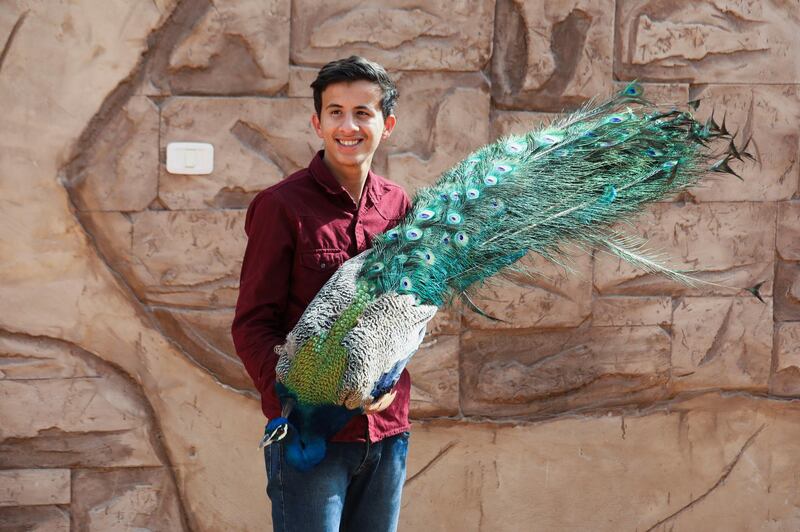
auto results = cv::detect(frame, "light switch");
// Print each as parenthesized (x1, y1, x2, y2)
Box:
(166, 142, 214, 175)
(184, 149, 197, 168)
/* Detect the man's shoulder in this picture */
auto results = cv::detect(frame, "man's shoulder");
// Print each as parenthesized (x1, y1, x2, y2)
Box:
(250, 167, 314, 207)
(370, 170, 404, 191)
(245, 168, 317, 232)
(370, 171, 409, 201)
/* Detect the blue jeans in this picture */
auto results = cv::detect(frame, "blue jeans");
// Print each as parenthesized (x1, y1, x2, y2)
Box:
(264, 431, 410, 532)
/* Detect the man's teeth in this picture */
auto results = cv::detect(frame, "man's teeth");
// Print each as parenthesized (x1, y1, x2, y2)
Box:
(338, 139, 361, 146)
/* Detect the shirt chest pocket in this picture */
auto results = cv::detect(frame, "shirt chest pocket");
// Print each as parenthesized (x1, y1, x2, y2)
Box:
(294, 248, 348, 304)
(299, 248, 347, 272)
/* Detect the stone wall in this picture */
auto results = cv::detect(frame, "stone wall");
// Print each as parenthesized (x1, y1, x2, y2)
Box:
(0, 0, 798, 530)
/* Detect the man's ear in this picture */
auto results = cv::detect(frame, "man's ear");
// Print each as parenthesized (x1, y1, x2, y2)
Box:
(381, 114, 397, 140)
(311, 113, 323, 139)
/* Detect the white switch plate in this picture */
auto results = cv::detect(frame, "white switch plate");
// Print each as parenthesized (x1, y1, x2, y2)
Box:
(166, 142, 214, 175)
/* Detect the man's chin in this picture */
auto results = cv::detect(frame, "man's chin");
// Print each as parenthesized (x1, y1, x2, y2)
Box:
(329, 153, 369, 170)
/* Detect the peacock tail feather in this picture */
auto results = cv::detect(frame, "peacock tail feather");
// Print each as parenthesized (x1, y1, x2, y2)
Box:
(359, 81, 747, 307)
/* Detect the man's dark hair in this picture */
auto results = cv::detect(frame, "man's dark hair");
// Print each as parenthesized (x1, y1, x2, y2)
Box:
(311, 56, 398, 118)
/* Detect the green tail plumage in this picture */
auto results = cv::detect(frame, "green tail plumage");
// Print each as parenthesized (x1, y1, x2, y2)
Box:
(360, 82, 744, 305)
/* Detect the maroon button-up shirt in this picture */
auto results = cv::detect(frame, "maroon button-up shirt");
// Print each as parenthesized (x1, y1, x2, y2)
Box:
(232, 151, 412, 442)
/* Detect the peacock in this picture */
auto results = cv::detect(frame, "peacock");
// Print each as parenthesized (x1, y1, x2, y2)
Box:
(261, 82, 752, 471)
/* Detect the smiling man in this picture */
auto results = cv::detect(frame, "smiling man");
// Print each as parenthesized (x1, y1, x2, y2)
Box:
(232, 56, 412, 532)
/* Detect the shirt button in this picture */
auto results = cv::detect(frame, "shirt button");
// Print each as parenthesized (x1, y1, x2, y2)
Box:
(320, 262, 326, 269)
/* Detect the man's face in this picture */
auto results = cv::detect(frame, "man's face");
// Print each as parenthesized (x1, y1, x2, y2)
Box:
(311, 80, 396, 178)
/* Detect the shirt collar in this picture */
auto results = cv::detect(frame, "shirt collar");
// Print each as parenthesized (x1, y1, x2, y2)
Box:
(309, 151, 346, 196)
(309, 150, 383, 205)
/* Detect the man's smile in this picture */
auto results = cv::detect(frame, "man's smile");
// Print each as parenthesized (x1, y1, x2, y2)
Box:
(336, 138, 364, 147)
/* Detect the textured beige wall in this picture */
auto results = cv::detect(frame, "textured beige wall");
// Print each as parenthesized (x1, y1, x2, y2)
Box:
(0, 0, 798, 530)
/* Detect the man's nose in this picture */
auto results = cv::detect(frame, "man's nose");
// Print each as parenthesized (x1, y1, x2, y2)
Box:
(339, 112, 358, 132)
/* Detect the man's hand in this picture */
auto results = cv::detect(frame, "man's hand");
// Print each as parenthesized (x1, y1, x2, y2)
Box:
(363, 390, 397, 415)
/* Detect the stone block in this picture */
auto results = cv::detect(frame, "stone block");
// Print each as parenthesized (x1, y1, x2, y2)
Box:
(592, 296, 671, 327)
(775, 260, 800, 321)
(778, 201, 800, 261)
(384, 72, 490, 192)
(0, 377, 161, 467)
(491, 82, 688, 139)
(0, 370, 148, 439)
(464, 251, 592, 329)
(615, 1, 800, 84)
(771, 322, 800, 397)
(403, 394, 800, 531)
(687, 85, 799, 202)
(161, 0, 289, 95)
(130, 210, 246, 293)
(288, 65, 318, 98)
(460, 326, 670, 417)
(0, 336, 161, 468)
(0, 429, 160, 471)
(492, 0, 614, 111)
(426, 303, 461, 336)
(0, 333, 96, 380)
(159, 97, 318, 210)
(490, 110, 557, 140)
(152, 307, 254, 393)
(71, 469, 184, 531)
(0, 506, 69, 531)
(407, 335, 459, 418)
(79, 210, 244, 309)
(68, 96, 158, 212)
(594, 202, 776, 296)
(0, 470, 70, 507)
(290, 0, 495, 71)
(671, 297, 772, 391)
(77, 211, 151, 302)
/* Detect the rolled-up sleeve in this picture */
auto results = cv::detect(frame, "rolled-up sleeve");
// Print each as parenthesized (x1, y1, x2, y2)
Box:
(232, 190, 295, 406)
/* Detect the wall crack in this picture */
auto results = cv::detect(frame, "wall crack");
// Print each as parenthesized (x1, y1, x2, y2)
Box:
(644, 423, 766, 531)
(0, 9, 27, 76)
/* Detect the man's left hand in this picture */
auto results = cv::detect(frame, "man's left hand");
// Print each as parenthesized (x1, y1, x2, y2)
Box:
(363, 390, 397, 414)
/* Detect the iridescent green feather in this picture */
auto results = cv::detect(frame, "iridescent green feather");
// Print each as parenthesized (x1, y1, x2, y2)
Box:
(361, 82, 743, 305)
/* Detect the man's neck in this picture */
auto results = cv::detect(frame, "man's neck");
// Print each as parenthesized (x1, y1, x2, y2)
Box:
(323, 157, 371, 204)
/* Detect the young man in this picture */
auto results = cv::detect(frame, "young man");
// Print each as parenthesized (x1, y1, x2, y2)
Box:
(231, 56, 412, 532)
